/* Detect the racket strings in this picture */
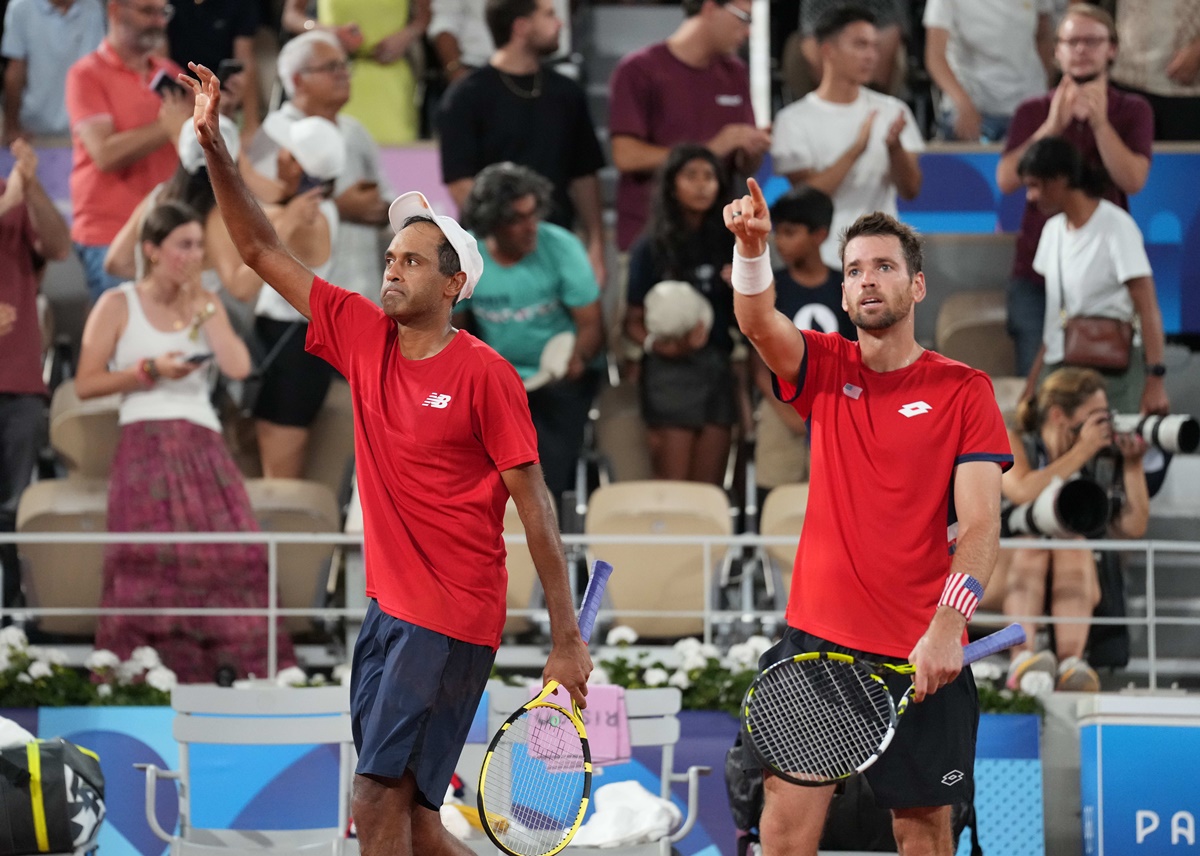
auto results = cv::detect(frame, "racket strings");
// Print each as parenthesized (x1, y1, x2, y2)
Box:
(748, 659, 894, 782)
(481, 706, 587, 856)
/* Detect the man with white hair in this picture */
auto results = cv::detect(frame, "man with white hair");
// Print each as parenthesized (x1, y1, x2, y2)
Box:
(246, 29, 392, 302)
(184, 62, 591, 856)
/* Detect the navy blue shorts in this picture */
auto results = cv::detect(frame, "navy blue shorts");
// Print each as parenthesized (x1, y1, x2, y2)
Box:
(760, 627, 978, 809)
(350, 601, 496, 810)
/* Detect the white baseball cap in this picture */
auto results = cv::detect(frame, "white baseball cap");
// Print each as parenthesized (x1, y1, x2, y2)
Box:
(261, 112, 346, 180)
(388, 191, 484, 302)
(177, 115, 240, 174)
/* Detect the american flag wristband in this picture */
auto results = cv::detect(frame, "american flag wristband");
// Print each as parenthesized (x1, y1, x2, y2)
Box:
(938, 573, 984, 621)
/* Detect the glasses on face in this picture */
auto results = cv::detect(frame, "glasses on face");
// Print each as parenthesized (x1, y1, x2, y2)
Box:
(721, 2, 752, 25)
(123, 2, 174, 20)
(1058, 35, 1110, 50)
(300, 59, 353, 76)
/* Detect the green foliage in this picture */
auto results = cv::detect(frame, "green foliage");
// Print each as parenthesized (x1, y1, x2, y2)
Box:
(977, 681, 1043, 716)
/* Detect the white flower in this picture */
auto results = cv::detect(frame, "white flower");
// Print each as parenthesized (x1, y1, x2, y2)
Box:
(668, 669, 692, 690)
(681, 651, 709, 672)
(698, 643, 720, 660)
(672, 637, 703, 656)
(16, 673, 32, 684)
(745, 635, 774, 659)
(643, 667, 669, 687)
(97, 683, 113, 698)
(275, 666, 309, 687)
(131, 647, 161, 669)
(606, 626, 639, 646)
(970, 660, 1004, 683)
(0, 649, 10, 672)
(146, 666, 177, 693)
(0, 626, 27, 651)
(1019, 671, 1054, 699)
(724, 642, 758, 672)
(117, 659, 147, 683)
(27, 661, 53, 680)
(86, 650, 122, 672)
(42, 648, 69, 666)
(332, 663, 352, 686)
(590, 665, 610, 686)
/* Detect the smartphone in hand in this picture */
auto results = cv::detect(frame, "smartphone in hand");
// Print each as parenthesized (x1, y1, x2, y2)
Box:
(216, 59, 244, 86)
(184, 353, 213, 365)
(151, 67, 186, 98)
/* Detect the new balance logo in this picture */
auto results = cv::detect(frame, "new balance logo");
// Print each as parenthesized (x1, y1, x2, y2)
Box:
(898, 400, 932, 418)
(942, 770, 964, 787)
(422, 393, 452, 409)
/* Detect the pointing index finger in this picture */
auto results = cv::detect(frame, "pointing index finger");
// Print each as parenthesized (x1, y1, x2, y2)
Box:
(747, 176, 765, 207)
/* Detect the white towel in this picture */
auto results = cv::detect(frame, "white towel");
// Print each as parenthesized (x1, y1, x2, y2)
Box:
(569, 780, 682, 848)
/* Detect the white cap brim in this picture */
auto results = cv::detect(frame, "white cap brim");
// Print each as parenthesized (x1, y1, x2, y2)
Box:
(388, 191, 484, 302)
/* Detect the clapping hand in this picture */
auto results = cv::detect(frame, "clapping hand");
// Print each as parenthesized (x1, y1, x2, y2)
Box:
(180, 63, 223, 152)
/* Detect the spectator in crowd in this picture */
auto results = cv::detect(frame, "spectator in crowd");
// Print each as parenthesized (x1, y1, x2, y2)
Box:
(74, 200, 296, 683)
(1110, 0, 1200, 141)
(439, 0, 608, 284)
(65, 0, 192, 302)
(2, 0, 105, 144)
(430, 0, 493, 86)
(772, 5, 924, 270)
(623, 144, 740, 485)
(923, 0, 1055, 142)
(0, 140, 71, 613)
(281, 0, 365, 56)
(165, 0, 262, 138)
(1000, 367, 1149, 693)
(457, 162, 604, 505)
(1017, 136, 1167, 417)
(608, 0, 769, 252)
(996, 2, 1152, 377)
(246, 111, 346, 479)
(247, 30, 392, 302)
(752, 185, 851, 502)
(795, 0, 907, 95)
(310, 0, 431, 145)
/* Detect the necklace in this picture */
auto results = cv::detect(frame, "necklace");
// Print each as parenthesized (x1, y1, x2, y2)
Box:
(497, 68, 542, 99)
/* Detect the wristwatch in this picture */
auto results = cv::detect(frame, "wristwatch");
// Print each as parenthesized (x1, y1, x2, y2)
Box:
(1145, 363, 1167, 377)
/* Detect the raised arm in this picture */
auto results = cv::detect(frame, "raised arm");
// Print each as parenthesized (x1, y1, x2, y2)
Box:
(726, 177, 807, 384)
(181, 63, 315, 320)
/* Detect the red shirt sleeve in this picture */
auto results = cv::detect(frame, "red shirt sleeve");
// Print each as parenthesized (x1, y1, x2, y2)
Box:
(471, 359, 539, 471)
(65, 58, 111, 127)
(774, 330, 844, 420)
(305, 275, 388, 380)
(954, 372, 1014, 471)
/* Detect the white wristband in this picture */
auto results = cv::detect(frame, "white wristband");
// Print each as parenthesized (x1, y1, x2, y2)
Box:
(732, 249, 772, 296)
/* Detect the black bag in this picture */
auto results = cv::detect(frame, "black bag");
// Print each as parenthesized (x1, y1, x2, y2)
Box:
(237, 321, 302, 418)
(1088, 549, 1131, 668)
(724, 733, 763, 832)
(0, 738, 106, 856)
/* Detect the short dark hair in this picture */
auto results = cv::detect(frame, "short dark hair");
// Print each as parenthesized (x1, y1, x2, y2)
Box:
(461, 162, 553, 237)
(814, 4, 876, 43)
(838, 211, 923, 276)
(1017, 136, 1107, 197)
(770, 184, 833, 232)
(401, 215, 462, 278)
(485, 0, 537, 48)
(140, 200, 203, 248)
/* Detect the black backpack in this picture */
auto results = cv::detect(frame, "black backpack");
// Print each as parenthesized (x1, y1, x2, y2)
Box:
(0, 738, 106, 856)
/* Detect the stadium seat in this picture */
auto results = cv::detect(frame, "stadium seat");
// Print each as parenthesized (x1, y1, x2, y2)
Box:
(48, 379, 121, 479)
(243, 478, 340, 636)
(935, 289, 1017, 377)
(593, 381, 653, 483)
(991, 375, 1027, 428)
(759, 483, 809, 600)
(16, 477, 108, 637)
(919, 233, 1016, 348)
(584, 481, 732, 639)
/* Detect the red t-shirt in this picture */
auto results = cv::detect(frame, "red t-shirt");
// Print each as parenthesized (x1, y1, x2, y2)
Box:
(1004, 85, 1153, 283)
(0, 181, 44, 396)
(777, 332, 1013, 658)
(65, 40, 181, 245)
(306, 276, 539, 648)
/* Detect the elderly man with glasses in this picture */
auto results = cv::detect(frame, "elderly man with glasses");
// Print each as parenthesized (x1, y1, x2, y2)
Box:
(64, 0, 193, 301)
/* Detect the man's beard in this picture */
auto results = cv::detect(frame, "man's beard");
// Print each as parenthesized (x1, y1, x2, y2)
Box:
(1069, 71, 1101, 84)
(850, 300, 911, 331)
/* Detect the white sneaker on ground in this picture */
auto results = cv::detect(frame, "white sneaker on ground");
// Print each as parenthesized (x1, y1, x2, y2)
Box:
(1006, 649, 1057, 690)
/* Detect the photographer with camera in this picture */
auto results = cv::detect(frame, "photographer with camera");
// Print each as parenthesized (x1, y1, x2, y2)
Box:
(1001, 367, 1150, 693)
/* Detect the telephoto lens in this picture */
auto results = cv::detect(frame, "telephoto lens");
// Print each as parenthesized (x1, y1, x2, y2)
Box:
(1110, 414, 1199, 454)
(1001, 477, 1111, 539)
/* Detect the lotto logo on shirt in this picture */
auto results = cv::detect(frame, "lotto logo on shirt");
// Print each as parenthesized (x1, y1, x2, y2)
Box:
(898, 401, 932, 418)
(422, 393, 452, 409)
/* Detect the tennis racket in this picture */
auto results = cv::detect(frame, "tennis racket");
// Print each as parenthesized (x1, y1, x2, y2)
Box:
(742, 622, 1025, 787)
(477, 558, 614, 856)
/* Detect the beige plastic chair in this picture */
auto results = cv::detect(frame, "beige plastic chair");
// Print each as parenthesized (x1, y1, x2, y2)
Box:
(992, 375, 1028, 429)
(584, 481, 731, 639)
(759, 483, 810, 601)
(16, 477, 109, 636)
(48, 379, 122, 479)
(243, 478, 340, 635)
(920, 233, 1016, 349)
(139, 683, 354, 856)
(935, 289, 1017, 377)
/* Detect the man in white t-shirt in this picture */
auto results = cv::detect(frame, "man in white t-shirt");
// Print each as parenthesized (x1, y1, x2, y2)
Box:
(1018, 136, 1168, 417)
(923, 0, 1055, 142)
(771, 5, 924, 269)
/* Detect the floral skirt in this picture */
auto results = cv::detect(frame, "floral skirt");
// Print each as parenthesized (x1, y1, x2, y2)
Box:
(95, 419, 296, 683)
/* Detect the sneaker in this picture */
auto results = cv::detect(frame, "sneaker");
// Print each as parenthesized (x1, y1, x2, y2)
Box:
(1057, 656, 1101, 692)
(1006, 649, 1057, 690)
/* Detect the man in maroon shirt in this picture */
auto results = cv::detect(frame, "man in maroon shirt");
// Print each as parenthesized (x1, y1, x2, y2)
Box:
(607, 0, 770, 251)
(995, 3, 1153, 376)
(0, 140, 72, 612)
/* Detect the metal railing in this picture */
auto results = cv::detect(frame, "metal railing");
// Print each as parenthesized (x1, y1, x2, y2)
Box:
(4, 530, 1199, 689)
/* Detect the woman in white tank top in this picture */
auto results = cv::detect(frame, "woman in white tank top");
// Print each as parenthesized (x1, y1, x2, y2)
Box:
(74, 200, 297, 684)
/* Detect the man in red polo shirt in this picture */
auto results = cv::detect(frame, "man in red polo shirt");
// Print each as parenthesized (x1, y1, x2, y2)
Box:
(65, 0, 192, 301)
